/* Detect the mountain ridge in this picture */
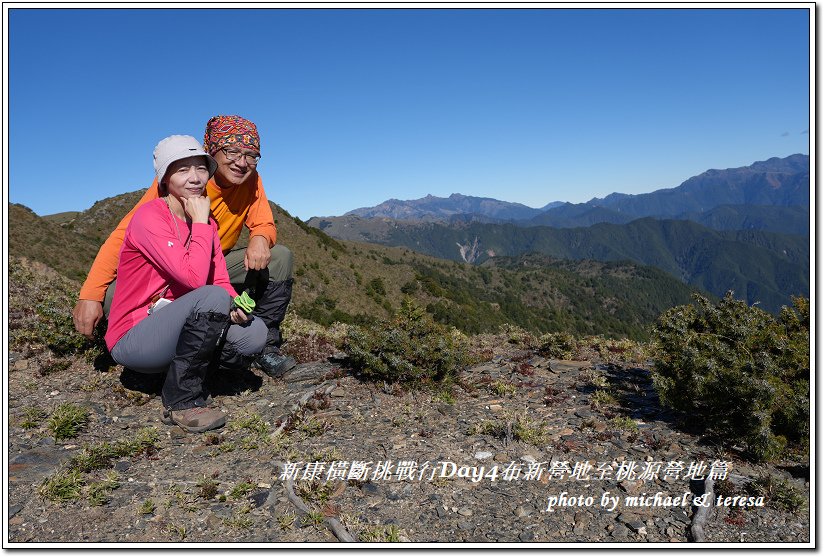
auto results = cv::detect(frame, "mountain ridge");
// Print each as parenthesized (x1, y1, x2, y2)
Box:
(311, 154, 809, 235)
(11, 193, 704, 341)
(343, 192, 550, 222)
(586, 153, 809, 217)
(306, 214, 808, 314)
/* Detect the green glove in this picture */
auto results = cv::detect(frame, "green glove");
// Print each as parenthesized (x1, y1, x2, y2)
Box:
(233, 291, 256, 314)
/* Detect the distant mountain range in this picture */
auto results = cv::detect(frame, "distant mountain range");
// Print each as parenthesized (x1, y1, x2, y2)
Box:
(583, 154, 809, 216)
(319, 154, 809, 235)
(523, 202, 809, 235)
(308, 155, 811, 313)
(344, 193, 563, 222)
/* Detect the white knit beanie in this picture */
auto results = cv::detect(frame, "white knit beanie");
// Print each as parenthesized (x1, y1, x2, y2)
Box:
(153, 135, 218, 184)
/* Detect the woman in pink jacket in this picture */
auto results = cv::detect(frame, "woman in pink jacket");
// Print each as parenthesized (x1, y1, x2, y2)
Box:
(106, 135, 267, 433)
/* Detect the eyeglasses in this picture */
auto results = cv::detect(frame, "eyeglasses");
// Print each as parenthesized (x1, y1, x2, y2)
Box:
(221, 147, 261, 165)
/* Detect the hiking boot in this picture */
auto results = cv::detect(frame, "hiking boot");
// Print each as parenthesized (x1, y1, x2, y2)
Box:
(162, 406, 226, 433)
(255, 348, 297, 378)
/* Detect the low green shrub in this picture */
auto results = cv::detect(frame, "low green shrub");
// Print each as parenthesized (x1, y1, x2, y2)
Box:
(87, 471, 120, 506)
(360, 524, 401, 542)
(590, 389, 618, 409)
(366, 277, 386, 297)
(48, 403, 90, 440)
(511, 414, 549, 445)
(9, 258, 110, 365)
(585, 335, 648, 363)
(400, 281, 418, 294)
(537, 332, 578, 359)
(139, 499, 157, 515)
(39, 469, 85, 502)
(433, 389, 456, 404)
(490, 380, 517, 397)
(467, 413, 548, 446)
(36, 302, 88, 356)
(229, 481, 255, 499)
(746, 474, 807, 513)
(609, 415, 638, 432)
(651, 293, 809, 462)
(344, 299, 477, 385)
(498, 324, 536, 348)
(69, 427, 159, 472)
(18, 407, 47, 429)
(9, 262, 88, 356)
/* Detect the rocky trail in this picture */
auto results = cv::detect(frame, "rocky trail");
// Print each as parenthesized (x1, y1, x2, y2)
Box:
(6, 342, 810, 545)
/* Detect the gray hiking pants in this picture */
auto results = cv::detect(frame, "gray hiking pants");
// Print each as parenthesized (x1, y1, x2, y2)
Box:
(224, 243, 293, 286)
(103, 244, 293, 315)
(110, 285, 267, 374)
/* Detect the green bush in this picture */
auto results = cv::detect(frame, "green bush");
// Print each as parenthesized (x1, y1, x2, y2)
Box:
(344, 299, 477, 385)
(400, 281, 418, 294)
(295, 296, 365, 327)
(537, 332, 578, 359)
(498, 324, 536, 347)
(9, 261, 90, 356)
(366, 277, 386, 297)
(651, 293, 809, 461)
(746, 474, 807, 513)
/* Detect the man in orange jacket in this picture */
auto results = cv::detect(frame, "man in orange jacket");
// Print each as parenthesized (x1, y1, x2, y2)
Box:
(72, 115, 296, 377)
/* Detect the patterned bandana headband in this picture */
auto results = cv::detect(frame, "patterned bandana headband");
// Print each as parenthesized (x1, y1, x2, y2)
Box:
(203, 115, 261, 156)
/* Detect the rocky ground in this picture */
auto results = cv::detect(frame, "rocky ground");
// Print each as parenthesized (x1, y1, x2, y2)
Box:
(6, 340, 811, 546)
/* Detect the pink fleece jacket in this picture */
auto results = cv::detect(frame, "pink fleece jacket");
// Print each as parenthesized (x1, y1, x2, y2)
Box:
(105, 198, 237, 350)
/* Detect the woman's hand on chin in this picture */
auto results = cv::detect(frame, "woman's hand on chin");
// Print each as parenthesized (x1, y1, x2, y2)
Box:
(182, 195, 211, 224)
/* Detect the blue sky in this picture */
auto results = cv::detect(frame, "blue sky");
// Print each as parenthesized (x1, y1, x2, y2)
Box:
(7, 7, 811, 220)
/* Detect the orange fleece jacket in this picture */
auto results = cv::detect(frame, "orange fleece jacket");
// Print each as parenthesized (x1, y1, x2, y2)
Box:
(79, 175, 278, 302)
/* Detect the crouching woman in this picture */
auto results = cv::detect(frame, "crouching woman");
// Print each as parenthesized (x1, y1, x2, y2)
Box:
(104, 135, 267, 433)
